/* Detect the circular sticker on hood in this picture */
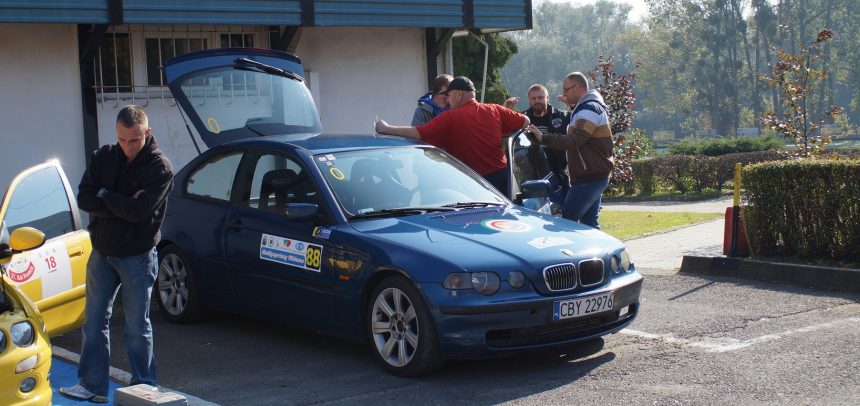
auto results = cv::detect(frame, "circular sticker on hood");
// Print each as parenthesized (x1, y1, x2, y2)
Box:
(481, 219, 532, 232)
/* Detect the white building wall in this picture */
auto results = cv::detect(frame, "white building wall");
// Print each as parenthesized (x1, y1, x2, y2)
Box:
(0, 24, 87, 189)
(295, 27, 427, 134)
(95, 26, 429, 172)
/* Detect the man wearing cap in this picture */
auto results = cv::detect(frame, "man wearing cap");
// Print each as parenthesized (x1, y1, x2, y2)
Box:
(411, 74, 453, 126)
(376, 76, 530, 197)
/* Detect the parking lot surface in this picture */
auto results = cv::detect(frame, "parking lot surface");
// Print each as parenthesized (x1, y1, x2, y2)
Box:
(51, 271, 860, 405)
(50, 198, 859, 405)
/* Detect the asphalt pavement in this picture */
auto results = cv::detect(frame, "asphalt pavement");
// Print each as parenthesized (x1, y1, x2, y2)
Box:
(46, 196, 743, 405)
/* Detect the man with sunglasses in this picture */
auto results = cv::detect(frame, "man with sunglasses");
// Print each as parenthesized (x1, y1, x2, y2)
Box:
(530, 72, 614, 229)
(376, 76, 530, 197)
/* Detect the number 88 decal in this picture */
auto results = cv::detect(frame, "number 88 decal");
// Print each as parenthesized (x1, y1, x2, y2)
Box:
(305, 245, 322, 270)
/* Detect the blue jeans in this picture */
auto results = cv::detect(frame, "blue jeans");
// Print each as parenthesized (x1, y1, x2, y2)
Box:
(563, 178, 610, 229)
(78, 248, 158, 396)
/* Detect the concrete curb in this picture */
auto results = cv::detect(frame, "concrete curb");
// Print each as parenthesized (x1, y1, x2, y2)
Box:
(679, 256, 860, 293)
(52, 346, 220, 406)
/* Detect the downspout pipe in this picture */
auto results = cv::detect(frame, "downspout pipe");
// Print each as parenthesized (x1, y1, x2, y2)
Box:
(468, 32, 488, 103)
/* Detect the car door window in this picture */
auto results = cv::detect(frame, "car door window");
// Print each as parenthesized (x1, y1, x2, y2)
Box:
(245, 153, 318, 212)
(3, 166, 73, 240)
(186, 152, 243, 201)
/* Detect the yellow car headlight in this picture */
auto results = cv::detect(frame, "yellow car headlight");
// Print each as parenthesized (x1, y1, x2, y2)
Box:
(11, 321, 35, 347)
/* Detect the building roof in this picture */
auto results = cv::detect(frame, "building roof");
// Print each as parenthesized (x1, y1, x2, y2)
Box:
(0, 0, 532, 31)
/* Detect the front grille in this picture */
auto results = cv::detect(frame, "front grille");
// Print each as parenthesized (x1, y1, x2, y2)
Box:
(543, 263, 576, 291)
(578, 259, 604, 286)
(485, 306, 637, 348)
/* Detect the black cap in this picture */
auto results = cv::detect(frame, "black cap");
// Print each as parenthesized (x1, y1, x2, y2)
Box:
(440, 76, 476, 95)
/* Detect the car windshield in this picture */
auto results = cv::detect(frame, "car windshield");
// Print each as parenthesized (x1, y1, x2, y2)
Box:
(316, 147, 507, 217)
(175, 64, 321, 139)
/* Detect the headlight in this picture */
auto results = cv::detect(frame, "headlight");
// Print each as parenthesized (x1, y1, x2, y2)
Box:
(620, 249, 633, 273)
(611, 256, 620, 274)
(11, 321, 35, 347)
(443, 272, 501, 295)
(508, 271, 526, 288)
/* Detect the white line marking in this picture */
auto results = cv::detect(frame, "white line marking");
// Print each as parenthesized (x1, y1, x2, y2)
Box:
(620, 317, 860, 352)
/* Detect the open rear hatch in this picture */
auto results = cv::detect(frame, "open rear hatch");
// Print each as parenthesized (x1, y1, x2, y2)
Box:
(165, 48, 322, 149)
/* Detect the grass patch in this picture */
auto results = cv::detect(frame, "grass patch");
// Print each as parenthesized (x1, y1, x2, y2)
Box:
(600, 211, 722, 241)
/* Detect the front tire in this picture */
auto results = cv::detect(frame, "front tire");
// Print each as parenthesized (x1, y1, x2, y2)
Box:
(156, 245, 205, 323)
(367, 276, 445, 376)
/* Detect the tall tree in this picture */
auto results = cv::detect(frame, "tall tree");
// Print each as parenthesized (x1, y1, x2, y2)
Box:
(501, 0, 637, 111)
(453, 33, 518, 104)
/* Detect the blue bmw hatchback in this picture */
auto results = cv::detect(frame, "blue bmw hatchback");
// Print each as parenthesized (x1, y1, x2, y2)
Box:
(156, 49, 643, 376)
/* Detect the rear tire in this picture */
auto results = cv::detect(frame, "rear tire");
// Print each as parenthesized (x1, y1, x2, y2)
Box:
(156, 245, 205, 323)
(367, 276, 445, 376)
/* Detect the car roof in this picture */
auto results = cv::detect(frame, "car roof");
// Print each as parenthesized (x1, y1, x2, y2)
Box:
(217, 132, 426, 155)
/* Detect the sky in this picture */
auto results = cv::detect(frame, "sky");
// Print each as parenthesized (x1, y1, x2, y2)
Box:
(544, 0, 650, 22)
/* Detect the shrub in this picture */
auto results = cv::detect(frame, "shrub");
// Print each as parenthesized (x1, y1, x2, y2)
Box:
(625, 151, 787, 196)
(653, 155, 695, 193)
(743, 159, 860, 261)
(715, 150, 786, 188)
(631, 158, 656, 195)
(668, 135, 783, 156)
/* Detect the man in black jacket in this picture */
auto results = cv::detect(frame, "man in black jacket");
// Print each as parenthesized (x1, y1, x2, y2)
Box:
(505, 84, 570, 189)
(60, 105, 174, 403)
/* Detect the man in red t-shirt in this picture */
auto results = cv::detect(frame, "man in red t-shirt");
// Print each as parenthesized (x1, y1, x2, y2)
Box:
(375, 76, 530, 197)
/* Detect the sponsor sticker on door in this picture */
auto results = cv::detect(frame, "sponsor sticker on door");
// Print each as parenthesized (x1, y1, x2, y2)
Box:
(260, 233, 323, 272)
(5, 240, 73, 298)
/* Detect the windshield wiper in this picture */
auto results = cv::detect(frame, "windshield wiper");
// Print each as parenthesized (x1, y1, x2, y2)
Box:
(442, 201, 505, 209)
(351, 207, 456, 219)
(234, 58, 304, 82)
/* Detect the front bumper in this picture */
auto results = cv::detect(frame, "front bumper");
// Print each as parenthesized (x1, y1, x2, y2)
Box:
(423, 271, 643, 358)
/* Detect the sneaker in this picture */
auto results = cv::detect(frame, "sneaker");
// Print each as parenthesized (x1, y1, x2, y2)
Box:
(59, 384, 109, 403)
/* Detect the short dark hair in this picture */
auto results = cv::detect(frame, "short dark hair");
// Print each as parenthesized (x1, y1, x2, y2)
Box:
(431, 74, 454, 94)
(116, 105, 148, 128)
(565, 72, 590, 90)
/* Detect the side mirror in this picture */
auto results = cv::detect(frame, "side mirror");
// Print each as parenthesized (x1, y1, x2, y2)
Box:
(9, 227, 46, 252)
(284, 203, 319, 222)
(520, 179, 551, 199)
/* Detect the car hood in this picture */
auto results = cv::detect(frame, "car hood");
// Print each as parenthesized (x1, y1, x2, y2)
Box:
(349, 205, 624, 271)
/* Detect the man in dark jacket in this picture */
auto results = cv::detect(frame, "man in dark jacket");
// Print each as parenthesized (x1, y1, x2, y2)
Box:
(531, 72, 613, 229)
(505, 84, 570, 189)
(60, 105, 174, 403)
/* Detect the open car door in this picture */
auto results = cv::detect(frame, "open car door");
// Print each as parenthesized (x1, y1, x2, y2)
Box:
(507, 130, 566, 215)
(0, 161, 91, 337)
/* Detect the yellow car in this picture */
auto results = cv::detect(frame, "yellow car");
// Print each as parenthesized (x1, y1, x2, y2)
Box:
(0, 161, 91, 405)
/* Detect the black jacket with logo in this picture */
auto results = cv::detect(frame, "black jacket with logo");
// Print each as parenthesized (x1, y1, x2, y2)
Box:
(524, 104, 570, 186)
(77, 136, 174, 256)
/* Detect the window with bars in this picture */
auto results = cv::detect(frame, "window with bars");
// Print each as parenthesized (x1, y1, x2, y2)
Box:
(92, 27, 263, 101)
(95, 33, 133, 93)
(145, 37, 208, 87)
(221, 33, 255, 48)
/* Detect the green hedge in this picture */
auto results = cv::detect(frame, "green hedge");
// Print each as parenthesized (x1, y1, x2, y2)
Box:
(743, 160, 860, 261)
(668, 135, 784, 156)
(623, 150, 784, 195)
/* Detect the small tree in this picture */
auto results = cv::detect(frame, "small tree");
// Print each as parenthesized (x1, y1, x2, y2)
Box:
(590, 56, 645, 193)
(761, 29, 843, 159)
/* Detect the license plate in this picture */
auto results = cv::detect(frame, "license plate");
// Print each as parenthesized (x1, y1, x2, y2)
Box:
(553, 292, 614, 321)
